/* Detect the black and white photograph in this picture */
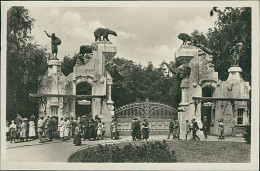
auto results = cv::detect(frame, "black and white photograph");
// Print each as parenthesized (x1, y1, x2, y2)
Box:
(1, 1, 259, 170)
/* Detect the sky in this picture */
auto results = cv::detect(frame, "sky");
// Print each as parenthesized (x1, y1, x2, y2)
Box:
(26, 6, 218, 67)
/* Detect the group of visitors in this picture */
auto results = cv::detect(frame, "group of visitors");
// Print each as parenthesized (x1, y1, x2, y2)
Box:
(181, 116, 225, 141)
(6, 114, 113, 146)
(167, 118, 180, 140)
(131, 117, 150, 141)
(72, 115, 107, 146)
(6, 114, 38, 143)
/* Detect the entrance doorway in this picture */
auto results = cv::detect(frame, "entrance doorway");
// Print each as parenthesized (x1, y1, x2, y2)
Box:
(201, 86, 214, 133)
(75, 82, 92, 117)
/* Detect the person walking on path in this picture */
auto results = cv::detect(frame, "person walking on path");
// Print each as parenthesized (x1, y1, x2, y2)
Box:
(44, 117, 50, 139)
(185, 120, 191, 140)
(191, 118, 200, 141)
(111, 119, 118, 140)
(58, 118, 65, 141)
(29, 119, 36, 139)
(25, 118, 30, 141)
(15, 114, 22, 135)
(202, 116, 209, 140)
(48, 116, 55, 141)
(102, 122, 106, 140)
(73, 123, 82, 146)
(20, 119, 27, 142)
(131, 118, 137, 141)
(174, 119, 180, 140)
(6, 120, 10, 141)
(71, 117, 77, 138)
(37, 117, 45, 143)
(9, 120, 17, 143)
(96, 120, 102, 140)
(167, 119, 174, 139)
(218, 119, 225, 139)
(141, 119, 149, 141)
(89, 118, 96, 141)
(64, 118, 70, 140)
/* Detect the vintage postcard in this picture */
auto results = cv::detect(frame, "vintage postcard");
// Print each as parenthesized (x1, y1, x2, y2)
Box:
(1, 1, 259, 170)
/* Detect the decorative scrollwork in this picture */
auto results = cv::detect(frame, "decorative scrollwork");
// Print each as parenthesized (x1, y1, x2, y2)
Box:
(115, 100, 177, 119)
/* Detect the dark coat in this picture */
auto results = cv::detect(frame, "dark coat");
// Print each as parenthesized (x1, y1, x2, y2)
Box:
(48, 119, 55, 131)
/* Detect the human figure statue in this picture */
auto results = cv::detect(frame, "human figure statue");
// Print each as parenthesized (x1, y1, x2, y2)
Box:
(94, 28, 117, 41)
(44, 31, 61, 59)
(230, 42, 243, 66)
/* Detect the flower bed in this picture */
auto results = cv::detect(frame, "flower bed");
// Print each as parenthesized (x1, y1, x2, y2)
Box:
(68, 140, 177, 162)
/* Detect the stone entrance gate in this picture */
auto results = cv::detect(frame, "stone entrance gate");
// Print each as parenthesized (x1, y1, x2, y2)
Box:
(115, 100, 177, 133)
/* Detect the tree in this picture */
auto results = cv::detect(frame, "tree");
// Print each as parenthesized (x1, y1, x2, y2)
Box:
(191, 7, 251, 83)
(61, 54, 77, 76)
(7, 7, 48, 121)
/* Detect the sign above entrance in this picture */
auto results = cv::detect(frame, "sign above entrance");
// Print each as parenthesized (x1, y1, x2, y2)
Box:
(78, 100, 91, 105)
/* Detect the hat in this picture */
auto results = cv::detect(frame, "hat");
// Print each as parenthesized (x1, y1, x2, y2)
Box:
(23, 118, 28, 121)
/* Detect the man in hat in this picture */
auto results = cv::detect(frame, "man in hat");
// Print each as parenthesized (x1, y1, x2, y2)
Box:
(48, 116, 55, 141)
(191, 118, 200, 141)
(167, 119, 174, 139)
(15, 114, 22, 133)
(37, 116, 45, 143)
(24, 118, 29, 141)
(202, 115, 209, 139)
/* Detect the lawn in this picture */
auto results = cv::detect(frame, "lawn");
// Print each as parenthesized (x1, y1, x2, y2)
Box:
(68, 140, 250, 163)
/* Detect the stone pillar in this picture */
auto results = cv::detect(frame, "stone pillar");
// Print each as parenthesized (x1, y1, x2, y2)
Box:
(179, 79, 190, 139)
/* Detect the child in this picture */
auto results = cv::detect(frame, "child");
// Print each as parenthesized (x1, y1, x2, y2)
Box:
(218, 120, 225, 139)
(9, 120, 17, 143)
(185, 120, 191, 140)
(73, 123, 81, 146)
(96, 120, 102, 140)
(102, 122, 106, 140)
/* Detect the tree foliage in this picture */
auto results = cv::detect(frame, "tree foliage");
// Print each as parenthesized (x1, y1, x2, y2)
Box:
(7, 7, 48, 121)
(111, 58, 181, 109)
(191, 7, 251, 82)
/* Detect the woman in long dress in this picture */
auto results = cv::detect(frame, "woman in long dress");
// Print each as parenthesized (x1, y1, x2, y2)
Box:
(96, 120, 102, 140)
(73, 123, 81, 146)
(89, 119, 95, 141)
(142, 119, 149, 141)
(58, 118, 65, 140)
(64, 118, 70, 140)
(20, 120, 27, 142)
(29, 119, 36, 139)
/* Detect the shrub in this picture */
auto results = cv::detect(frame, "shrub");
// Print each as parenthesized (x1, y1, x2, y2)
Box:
(243, 125, 251, 144)
(69, 140, 177, 163)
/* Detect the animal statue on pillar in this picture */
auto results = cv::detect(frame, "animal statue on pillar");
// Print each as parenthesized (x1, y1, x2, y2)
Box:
(76, 45, 93, 65)
(94, 28, 117, 41)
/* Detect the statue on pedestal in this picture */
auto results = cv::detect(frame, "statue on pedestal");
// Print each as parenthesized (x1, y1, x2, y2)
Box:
(94, 28, 117, 41)
(76, 45, 93, 65)
(230, 42, 243, 67)
(45, 31, 61, 59)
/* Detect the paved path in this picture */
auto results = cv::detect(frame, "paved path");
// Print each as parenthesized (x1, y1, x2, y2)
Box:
(4, 135, 245, 162)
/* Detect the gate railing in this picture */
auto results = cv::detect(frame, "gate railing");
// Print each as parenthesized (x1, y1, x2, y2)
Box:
(115, 100, 177, 132)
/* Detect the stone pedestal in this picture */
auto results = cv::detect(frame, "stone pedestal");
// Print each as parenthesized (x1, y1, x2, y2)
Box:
(227, 66, 243, 81)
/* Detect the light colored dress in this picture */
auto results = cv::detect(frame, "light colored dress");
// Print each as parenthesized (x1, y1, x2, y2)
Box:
(97, 123, 102, 135)
(20, 122, 26, 138)
(59, 120, 65, 138)
(64, 121, 69, 137)
(29, 121, 36, 137)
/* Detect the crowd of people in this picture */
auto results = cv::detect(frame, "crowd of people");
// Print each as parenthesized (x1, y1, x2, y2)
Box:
(6, 114, 225, 145)
(131, 117, 150, 141)
(6, 114, 120, 146)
